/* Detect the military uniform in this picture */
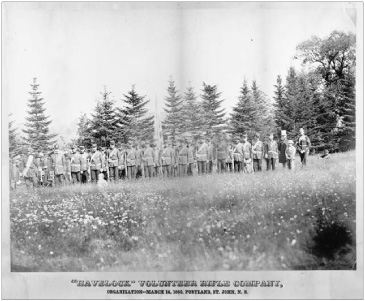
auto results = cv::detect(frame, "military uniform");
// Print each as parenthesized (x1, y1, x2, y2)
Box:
(297, 134, 311, 166)
(242, 136, 253, 173)
(9, 158, 20, 190)
(117, 144, 127, 180)
(177, 140, 188, 176)
(216, 140, 228, 173)
(50, 146, 66, 186)
(79, 146, 89, 183)
(196, 140, 208, 175)
(187, 140, 195, 176)
(126, 143, 137, 180)
(108, 141, 121, 182)
(264, 136, 278, 170)
(161, 142, 174, 177)
(233, 140, 244, 172)
(64, 152, 72, 185)
(252, 134, 264, 172)
(88, 144, 104, 183)
(207, 140, 216, 174)
(226, 144, 234, 172)
(143, 144, 155, 178)
(153, 145, 162, 177)
(135, 144, 144, 178)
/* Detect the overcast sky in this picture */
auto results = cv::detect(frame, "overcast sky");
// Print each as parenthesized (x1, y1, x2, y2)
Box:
(3, 2, 357, 142)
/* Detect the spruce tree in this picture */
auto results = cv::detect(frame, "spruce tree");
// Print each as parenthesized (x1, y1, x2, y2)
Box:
(76, 113, 93, 147)
(230, 79, 257, 137)
(162, 78, 184, 142)
(181, 84, 204, 137)
(22, 78, 57, 152)
(119, 85, 154, 143)
(201, 82, 226, 135)
(89, 86, 118, 146)
(283, 67, 300, 137)
(273, 75, 290, 130)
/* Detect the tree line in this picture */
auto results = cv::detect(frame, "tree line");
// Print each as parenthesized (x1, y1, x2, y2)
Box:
(9, 30, 356, 157)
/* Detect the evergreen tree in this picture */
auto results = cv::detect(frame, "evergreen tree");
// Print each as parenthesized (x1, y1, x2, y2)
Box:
(76, 113, 93, 148)
(119, 85, 154, 143)
(273, 75, 290, 130)
(180, 84, 204, 137)
(230, 79, 257, 137)
(283, 67, 300, 137)
(162, 78, 184, 142)
(251, 80, 275, 138)
(201, 82, 226, 135)
(22, 78, 57, 152)
(89, 86, 118, 146)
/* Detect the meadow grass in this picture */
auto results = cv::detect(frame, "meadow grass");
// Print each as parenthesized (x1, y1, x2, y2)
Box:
(10, 151, 356, 271)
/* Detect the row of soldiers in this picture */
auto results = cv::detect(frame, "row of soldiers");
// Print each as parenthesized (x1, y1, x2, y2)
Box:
(10, 129, 311, 189)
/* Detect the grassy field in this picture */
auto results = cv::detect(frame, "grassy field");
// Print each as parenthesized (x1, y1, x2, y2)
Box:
(10, 152, 356, 271)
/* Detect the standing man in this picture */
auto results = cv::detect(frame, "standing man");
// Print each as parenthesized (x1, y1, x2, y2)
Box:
(117, 142, 126, 180)
(161, 141, 174, 178)
(278, 130, 288, 168)
(64, 149, 72, 185)
(88, 143, 104, 183)
(207, 138, 216, 174)
(70, 145, 82, 184)
(153, 143, 162, 177)
(233, 137, 244, 173)
(196, 138, 208, 175)
(20, 147, 39, 189)
(177, 138, 188, 177)
(108, 140, 121, 183)
(143, 142, 155, 178)
(216, 134, 228, 174)
(100, 146, 109, 181)
(226, 142, 234, 173)
(187, 138, 195, 176)
(135, 141, 144, 179)
(242, 133, 253, 173)
(79, 146, 89, 184)
(297, 128, 311, 167)
(252, 133, 264, 172)
(126, 141, 137, 180)
(51, 145, 66, 187)
(264, 133, 278, 171)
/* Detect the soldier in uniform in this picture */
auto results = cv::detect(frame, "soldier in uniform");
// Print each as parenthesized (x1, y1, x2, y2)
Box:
(252, 132, 264, 172)
(135, 141, 144, 178)
(176, 138, 188, 176)
(187, 137, 195, 176)
(233, 137, 244, 172)
(70, 145, 82, 184)
(10, 157, 20, 190)
(117, 142, 126, 180)
(153, 143, 162, 177)
(207, 138, 216, 174)
(226, 142, 234, 172)
(196, 138, 208, 175)
(216, 134, 229, 173)
(126, 141, 137, 180)
(242, 133, 253, 173)
(20, 147, 40, 189)
(64, 149, 72, 185)
(51, 145, 66, 186)
(108, 140, 121, 182)
(264, 133, 278, 170)
(278, 130, 288, 168)
(100, 146, 109, 181)
(79, 146, 89, 183)
(297, 128, 311, 167)
(88, 143, 104, 183)
(143, 142, 155, 178)
(161, 141, 174, 177)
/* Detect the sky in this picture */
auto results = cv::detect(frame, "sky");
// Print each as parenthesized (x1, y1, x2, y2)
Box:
(3, 2, 357, 143)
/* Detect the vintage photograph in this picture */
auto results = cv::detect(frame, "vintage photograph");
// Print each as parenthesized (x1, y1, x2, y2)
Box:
(2, 1, 363, 299)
